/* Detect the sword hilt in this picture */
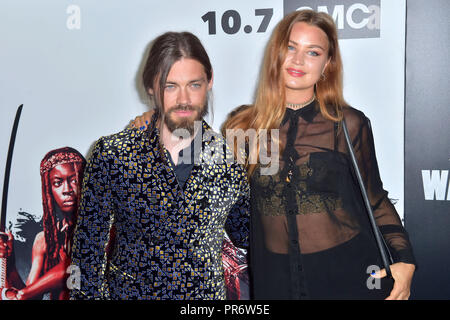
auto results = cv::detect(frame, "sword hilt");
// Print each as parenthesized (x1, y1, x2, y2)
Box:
(0, 257, 6, 288)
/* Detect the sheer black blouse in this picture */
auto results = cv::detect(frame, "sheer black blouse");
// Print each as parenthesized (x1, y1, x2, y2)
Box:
(249, 101, 415, 299)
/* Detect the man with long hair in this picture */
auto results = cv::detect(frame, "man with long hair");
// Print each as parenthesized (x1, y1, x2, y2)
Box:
(0, 147, 86, 300)
(70, 31, 250, 300)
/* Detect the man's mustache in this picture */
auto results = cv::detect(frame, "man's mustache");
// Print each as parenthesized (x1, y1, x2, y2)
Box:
(167, 104, 198, 113)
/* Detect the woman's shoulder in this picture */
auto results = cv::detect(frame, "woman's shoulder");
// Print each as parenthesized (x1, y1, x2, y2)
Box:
(341, 105, 370, 131)
(228, 104, 254, 119)
(221, 104, 255, 133)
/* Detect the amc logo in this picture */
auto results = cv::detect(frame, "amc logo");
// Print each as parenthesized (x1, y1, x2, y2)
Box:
(284, 0, 380, 39)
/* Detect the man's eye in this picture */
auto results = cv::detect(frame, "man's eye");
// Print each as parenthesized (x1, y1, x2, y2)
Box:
(165, 85, 175, 90)
(288, 45, 295, 51)
(191, 83, 201, 88)
(53, 181, 61, 187)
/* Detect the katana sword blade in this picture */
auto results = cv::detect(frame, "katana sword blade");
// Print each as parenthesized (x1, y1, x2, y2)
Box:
(1, 104, 23, 232)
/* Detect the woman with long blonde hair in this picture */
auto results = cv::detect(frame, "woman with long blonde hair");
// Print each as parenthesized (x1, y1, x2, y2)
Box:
(131, 10, 416, 300)
(226, 9, 415, 300)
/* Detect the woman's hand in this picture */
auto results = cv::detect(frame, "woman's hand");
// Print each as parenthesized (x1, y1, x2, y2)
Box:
(372, 262, 415, 300)
(129, 110, 154, 131)
(0, 231, 14, 259)
(1, 287, 20, 300)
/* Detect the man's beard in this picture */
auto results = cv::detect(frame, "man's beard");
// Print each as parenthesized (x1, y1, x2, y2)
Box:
(164, 103, 208, 136)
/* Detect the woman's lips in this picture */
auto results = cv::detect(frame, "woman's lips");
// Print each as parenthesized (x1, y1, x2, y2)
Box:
(63, 200, 76, 206)
(287, 68, 306, 77)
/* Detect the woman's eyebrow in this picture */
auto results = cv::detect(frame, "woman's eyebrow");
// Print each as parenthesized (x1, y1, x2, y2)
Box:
(288, 39, 325, 50)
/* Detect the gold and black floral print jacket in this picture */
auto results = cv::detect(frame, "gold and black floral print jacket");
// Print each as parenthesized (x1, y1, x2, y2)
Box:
(70, 117, 249, 300)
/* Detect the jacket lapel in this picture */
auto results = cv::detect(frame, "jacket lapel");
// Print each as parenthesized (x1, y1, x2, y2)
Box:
(139, 114, 183, 236)
(183, 121, 222, 204)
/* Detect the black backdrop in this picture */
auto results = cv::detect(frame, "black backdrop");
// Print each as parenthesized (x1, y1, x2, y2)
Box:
(405, 0, 450, 299)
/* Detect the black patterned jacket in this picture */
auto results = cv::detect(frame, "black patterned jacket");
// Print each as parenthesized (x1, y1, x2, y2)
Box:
(70, 118, 250, 300)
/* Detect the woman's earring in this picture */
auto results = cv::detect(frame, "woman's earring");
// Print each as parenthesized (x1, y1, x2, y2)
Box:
(320, 72, 326, 81)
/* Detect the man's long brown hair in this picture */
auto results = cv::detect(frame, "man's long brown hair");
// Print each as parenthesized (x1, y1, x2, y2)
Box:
(222, 10, 347, 176)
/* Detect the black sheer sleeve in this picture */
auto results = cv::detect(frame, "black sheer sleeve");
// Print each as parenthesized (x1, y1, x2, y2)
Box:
(349, 111, 416, 266)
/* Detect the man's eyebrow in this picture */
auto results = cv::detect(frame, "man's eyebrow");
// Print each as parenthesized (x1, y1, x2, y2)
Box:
(166, 78, 206, 84)
(189, 78, 206, 83)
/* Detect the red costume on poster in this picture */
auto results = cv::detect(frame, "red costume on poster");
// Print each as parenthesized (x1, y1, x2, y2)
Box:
(0, 147, 85, 300)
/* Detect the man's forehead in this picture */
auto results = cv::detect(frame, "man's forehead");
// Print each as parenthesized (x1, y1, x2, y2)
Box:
(166, 58, 208, 83)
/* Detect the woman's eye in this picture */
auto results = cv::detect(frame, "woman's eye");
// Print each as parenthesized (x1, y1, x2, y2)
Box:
(53, 181, 61, 187)
(308, 51, 319, 56)
(288, 45, 295, 51)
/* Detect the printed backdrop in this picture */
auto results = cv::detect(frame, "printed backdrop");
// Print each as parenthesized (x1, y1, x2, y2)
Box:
(404, 0, 450, 299)
(1, 0, 414, 299)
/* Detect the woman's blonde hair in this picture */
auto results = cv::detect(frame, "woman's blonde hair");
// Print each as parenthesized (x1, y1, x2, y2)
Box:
(223, 10, 347, 176)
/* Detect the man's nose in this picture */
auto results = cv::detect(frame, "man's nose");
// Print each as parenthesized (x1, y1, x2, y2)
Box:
(177, 87, 191, 105)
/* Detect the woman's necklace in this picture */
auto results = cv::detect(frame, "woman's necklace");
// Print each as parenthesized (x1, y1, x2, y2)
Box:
(286, 93, 316, 110)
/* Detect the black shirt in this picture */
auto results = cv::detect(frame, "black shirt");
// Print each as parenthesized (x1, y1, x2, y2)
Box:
(166, 131, 202, 189)
(249, 101, 416, 299)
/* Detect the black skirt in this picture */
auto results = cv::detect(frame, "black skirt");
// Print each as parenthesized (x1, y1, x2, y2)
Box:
(254, 232, 394, 300)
